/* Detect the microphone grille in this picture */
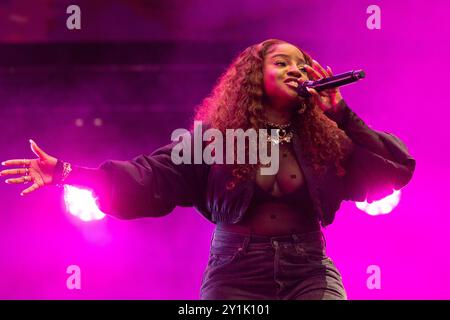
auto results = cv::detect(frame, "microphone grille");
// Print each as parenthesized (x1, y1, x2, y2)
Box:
(355, 70, 366, 79)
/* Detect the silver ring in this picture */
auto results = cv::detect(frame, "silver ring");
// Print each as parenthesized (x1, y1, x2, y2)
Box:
(25, 168, 29, 176)
(22, 159, 27, 168)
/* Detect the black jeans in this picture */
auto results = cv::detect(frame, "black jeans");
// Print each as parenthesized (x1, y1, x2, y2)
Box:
(200, 226, 347, 300)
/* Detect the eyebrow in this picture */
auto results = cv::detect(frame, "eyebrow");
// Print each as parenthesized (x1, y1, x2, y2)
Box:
(270, 53, 306, 64)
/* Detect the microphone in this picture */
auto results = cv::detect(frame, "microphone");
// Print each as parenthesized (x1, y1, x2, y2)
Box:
(296, 69, 365, 98)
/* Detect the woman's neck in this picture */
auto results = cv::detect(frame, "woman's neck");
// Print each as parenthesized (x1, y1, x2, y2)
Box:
(264, 106, 293, 125)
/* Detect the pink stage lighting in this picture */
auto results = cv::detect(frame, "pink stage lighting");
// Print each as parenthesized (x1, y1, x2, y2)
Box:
(63, 185, 106, 221)
(355, 189, 401, 216)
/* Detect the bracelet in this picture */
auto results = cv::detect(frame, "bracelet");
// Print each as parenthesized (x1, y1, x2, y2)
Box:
(53, 159, 73, 187)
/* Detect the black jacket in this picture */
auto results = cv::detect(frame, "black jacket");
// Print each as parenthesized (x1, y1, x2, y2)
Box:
(77, 100, 415, 227)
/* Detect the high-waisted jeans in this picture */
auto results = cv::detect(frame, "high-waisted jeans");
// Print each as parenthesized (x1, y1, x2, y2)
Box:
(200, 226, 347, 300)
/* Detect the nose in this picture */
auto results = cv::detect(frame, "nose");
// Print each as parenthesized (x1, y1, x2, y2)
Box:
(287, 65, 303, 79)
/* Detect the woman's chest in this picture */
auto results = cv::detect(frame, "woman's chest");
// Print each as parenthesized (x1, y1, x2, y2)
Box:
(255, 143, 306, 196)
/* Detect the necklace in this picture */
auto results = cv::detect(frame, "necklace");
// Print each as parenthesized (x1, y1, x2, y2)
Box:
(263, 120, 294, 145)
(263, 120, 292, 130)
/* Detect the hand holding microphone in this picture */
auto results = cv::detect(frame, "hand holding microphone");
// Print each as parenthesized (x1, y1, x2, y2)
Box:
(300, 59, 365, 113)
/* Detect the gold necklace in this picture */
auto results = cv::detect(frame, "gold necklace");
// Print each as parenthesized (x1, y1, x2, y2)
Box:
(263, 121, 294, 145)
(263, 120, 292, 129)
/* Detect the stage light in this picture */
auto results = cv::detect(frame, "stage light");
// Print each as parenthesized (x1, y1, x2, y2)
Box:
(93, 118, 103, 126)
(63, 185, 105, 221)
(355, 189, 401, 216)
(74, 118, 84, 127)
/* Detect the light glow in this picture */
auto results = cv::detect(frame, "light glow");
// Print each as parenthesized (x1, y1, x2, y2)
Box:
(63, 185, 106, 221)
(355, 189, 401, 216)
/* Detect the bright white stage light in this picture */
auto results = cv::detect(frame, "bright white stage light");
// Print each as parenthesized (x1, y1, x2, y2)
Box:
(355, 189, 401, 216)
(63, 185, 106, 221)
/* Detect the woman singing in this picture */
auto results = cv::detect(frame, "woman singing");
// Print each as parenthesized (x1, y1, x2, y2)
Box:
(0, 39, 415, 300)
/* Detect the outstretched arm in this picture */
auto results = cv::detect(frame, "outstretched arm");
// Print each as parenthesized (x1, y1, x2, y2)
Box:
(1, 138, 209, 219)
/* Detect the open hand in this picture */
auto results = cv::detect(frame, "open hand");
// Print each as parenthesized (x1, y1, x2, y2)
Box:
(0, 140, 57, 196)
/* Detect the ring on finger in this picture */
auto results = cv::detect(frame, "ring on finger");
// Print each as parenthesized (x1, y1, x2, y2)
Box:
(25, 168, 29, 176)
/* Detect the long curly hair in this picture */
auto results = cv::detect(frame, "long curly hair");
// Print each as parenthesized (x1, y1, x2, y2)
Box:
(194, 39, 353, 188)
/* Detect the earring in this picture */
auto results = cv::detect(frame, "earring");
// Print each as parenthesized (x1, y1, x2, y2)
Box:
(298, 102, 307, 114)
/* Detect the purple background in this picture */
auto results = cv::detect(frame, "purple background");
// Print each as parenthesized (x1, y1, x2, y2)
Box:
(0, 0, 448, 299)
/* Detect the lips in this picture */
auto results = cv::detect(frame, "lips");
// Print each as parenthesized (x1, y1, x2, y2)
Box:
(284, 78, 300, 89)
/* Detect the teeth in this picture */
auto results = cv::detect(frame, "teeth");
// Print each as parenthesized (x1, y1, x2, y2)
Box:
(287, 81, 298, 87)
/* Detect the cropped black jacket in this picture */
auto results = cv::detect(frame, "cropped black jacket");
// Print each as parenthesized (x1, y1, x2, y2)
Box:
(67, 100, 416, 227)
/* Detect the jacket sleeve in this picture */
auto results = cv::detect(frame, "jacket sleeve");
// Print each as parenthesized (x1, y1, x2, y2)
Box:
(64, 139, 209, 219)
(324, 100, 416, 202)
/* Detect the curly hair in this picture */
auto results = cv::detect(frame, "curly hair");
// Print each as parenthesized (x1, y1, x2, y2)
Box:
(194, 39, 353, 189)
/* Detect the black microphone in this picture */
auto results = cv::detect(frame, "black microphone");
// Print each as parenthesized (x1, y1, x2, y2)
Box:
(296, 69, 365, 98)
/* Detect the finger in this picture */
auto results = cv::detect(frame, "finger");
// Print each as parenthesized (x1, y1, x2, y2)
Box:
(320, 88, 334, 96)
(29, 139, 49, 160)
(5, 175, 33, 184)
(33, 173, 45, 188)
(1, 159, 32, 167)
(304, 65, 322, 80)
(307, 87, 326, 104)
(311, 59, 328, 78)
(327, 65, 334, 76)
(21, 182, 41, 196)
(306, 87, 320, 97)
(0, 168, 28, 176)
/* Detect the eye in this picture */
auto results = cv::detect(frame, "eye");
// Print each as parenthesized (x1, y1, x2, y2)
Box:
(299, 66, 308, 72)
(275, 61, 287, 67)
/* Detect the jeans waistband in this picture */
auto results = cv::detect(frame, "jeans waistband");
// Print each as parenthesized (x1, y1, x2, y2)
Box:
(214, 225, 326, 246)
